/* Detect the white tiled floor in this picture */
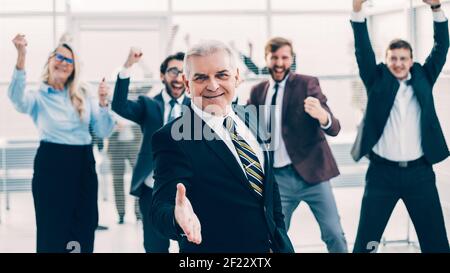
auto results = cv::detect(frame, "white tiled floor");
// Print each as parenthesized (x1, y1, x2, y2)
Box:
(0, 187, 421, 253)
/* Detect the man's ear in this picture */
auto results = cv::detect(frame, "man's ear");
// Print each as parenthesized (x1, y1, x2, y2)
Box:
(235, 68, 241, 88)
(160, 73, 165, 83)
(183, 74, 190, 94)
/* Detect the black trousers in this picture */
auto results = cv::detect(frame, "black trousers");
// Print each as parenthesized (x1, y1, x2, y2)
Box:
(32, 141, 98, 253)
(139, 185, 170, 253)
(353, 160, 450, 253)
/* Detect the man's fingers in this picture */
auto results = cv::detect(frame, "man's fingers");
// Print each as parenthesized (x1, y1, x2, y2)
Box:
(304, 97, 319, 104)
(191, 220, 199, 244)
(187, 220, 197, 243)
(304, 102, 318, 109)
(187, 217, 202, 244)
(194, 218, 202, 244)
(176, 183, 186, 205)
(180, 221, 192, 240)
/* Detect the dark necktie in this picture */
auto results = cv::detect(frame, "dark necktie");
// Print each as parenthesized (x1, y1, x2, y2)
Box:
(223, 116, 264, 197)
(167, 99, 178, 123)
(267, 82, 280, 134)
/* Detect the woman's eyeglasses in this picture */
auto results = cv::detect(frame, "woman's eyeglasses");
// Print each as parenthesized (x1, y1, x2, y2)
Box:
(54, 53, 74, 64)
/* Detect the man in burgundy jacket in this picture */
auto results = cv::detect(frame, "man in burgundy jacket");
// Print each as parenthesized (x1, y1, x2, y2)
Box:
(248, 37, 348, 252)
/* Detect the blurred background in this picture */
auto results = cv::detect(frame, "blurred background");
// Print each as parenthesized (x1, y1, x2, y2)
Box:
(1, 0, 450, 252)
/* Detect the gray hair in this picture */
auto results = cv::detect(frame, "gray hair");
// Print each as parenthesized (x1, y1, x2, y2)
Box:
(183, 40, 236, 78)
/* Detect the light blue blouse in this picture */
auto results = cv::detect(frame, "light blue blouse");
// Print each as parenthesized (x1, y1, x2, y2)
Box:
(8, 68, 114, 145)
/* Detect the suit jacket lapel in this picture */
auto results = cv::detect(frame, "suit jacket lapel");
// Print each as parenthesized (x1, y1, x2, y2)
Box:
(190, 108, 264, 201)
(282, 73, 296, 123)
(409, 67, 425, 108)
(260, 81, 271, 104)
(189, 109, 250, 189)
(182, 95, 190, 106)
(153, 92, 165, 122)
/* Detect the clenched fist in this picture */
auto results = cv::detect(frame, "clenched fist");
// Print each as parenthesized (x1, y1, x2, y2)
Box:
(12, 34, 27, 55)
(98, 78, 110, 107)
(304, 96, 329, 126)
(12, 34, 28, 70)
(422, 0, 441, 6)
(352, 0, 368, 12)
(124, 47, 143, 69)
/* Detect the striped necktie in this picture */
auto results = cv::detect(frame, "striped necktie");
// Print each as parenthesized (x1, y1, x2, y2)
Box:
(223, 116, 264, 197)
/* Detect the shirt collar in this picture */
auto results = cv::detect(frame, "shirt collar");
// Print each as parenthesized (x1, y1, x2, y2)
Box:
(398, 73, 412, 85)
(269, 73, 289, 90)
(191, 102, 237, 131)
(40, 83, 67, 94)
(162, 88, 185, 105)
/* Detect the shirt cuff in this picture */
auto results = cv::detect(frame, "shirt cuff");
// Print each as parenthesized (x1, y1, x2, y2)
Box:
(433, 10, 447, 23)
(351, 11, 366, 23)
(13, 67, 26, 79)
(118, 66, 131, 79)
(320, 113, 332, 130)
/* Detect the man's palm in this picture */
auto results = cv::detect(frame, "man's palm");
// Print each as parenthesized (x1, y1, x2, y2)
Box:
(175, 183, 202, 244)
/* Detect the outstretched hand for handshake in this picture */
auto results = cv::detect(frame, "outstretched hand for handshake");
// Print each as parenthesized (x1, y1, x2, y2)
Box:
(174, 183, 202, 245)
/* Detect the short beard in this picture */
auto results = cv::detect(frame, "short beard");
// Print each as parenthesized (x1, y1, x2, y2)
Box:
(164, 81, 185, 99)
(269, 68, 291, 82)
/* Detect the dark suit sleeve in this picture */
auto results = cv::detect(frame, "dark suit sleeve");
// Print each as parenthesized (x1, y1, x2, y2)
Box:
(151, 127, 194, 240)
(423, 20, 449, 86)
(111, 76, 145, 124)
(272, 176, 286, 230)
(247, 84, 259, 106)
(307, 77, 341, 136)
(351, 20, 378, 90)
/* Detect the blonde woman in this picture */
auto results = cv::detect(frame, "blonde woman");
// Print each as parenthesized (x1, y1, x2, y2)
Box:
(8, 34, 114, 253)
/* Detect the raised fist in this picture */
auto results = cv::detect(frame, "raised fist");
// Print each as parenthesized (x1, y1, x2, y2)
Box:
(124, 47, 143, 68)
(12, 34, 28, 55)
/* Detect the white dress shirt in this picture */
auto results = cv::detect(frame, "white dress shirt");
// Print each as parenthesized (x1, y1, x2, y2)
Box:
(191, 102, 265, 176)
(264, 76, 332, 168)
(372, 75, 424, 161)
(161, 88, 185, 124)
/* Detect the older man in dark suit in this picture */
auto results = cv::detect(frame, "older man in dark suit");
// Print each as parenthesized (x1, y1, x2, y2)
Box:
(151, 40, 294, 253)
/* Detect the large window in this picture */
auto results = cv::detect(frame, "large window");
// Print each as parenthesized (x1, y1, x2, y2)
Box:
(172, 0, 266, 11)
(272, 14, 353, 76)
(0, 0, 65, 12)
(69, 0, 168, 12)
(271, 0, 350, 11)
(172, 15, 267, 70)
(371, 12, 407, 63)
